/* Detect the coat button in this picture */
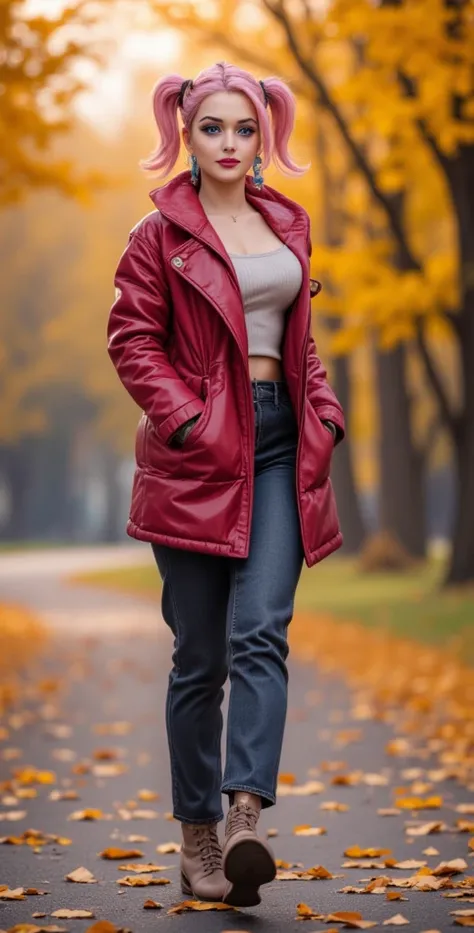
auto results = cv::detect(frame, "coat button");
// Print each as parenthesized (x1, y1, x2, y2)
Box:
(171, 256, 184, 268)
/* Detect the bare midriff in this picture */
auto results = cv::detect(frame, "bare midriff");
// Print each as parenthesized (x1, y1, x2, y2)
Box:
(248, 355, 283, 382)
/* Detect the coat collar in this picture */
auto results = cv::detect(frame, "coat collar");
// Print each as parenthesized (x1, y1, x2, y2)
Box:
(148, 170, 307, 251)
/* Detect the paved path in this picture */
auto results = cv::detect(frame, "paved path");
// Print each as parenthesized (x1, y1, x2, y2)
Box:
(0, 546, 471, 933)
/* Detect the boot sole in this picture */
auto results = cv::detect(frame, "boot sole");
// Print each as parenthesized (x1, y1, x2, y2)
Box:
(223, 838, 276, 907)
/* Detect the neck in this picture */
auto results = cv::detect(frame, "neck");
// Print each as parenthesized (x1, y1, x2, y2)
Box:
(197, 174, 249, 214)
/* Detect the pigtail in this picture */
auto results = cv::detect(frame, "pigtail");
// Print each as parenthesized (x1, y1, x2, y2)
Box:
(139, 74, 185, 178)
(262, 77, 309, 176)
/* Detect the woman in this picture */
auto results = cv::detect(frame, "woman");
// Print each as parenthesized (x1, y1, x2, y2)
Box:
(107, 61, 344, 909)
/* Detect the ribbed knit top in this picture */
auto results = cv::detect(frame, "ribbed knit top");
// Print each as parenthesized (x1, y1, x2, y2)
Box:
(229, 244, 303, 361)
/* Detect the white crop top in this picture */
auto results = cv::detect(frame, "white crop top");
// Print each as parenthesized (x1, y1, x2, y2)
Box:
(229, 244, 303, 361)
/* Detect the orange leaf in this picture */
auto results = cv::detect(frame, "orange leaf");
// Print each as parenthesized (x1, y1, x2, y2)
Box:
(99, 847, 143, 859)
(344, 846, 392, 858)
(167, 900, 237, 914)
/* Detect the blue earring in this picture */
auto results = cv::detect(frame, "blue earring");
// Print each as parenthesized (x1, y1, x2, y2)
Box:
(252, 154, 264, 189)
(190, 153, 199, 186)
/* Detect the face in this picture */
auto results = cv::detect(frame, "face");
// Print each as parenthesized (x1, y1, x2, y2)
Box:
(183, 91, 261, 185)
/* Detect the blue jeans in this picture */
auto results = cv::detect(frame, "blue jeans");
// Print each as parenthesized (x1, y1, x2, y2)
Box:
(151, 379, 305, 823)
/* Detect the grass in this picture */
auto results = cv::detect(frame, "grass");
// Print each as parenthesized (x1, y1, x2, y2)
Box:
(71, 554, 474, 662)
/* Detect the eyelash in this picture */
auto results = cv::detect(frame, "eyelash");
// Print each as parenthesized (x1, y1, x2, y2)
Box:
(201, 125, 255, 137)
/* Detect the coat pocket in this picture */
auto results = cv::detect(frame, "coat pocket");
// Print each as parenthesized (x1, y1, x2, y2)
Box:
(301, 397, 334, 492)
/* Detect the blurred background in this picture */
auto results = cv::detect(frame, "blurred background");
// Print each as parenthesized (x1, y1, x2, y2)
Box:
(1, 0, 473, 651)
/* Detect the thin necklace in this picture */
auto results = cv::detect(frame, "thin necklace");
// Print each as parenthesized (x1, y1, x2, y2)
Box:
(203, 210, 251, 224)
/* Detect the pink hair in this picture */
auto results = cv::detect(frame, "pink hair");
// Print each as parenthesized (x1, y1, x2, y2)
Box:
(139, 61, 308, 178)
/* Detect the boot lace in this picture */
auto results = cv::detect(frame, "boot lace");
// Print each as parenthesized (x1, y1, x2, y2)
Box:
(192, 824, 222, 876)
(226, 803, 259, 837)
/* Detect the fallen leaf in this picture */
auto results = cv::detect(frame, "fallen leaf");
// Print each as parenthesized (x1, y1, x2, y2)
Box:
(138, 789, 160, 801)
(382, 916, 410, 926)
(49, 790, 79, 801)
(118, 875, 171, 886)
(378, 808, 402, 816)
(363, 773, 389, 786)
(65, 866, 97, 883)
(293, 825, 327, 836)
(0, 810, 27, 821)
(423, 847, 440, 855)
(84, 924, 124, 933)
(143, 899, 163, 909)
(0, 887, 25, 899)
(267, 828, 278, 837)
(51, 910, 95, 919)
(117, 808, 159, 820)
(405, 821, 444, 836)
(395, 795, 443, 810)
(277, 780, 325, 796)
(68, 809, 104, 821)
(320, 801, 350, 811)
(432, 858, 468, 875)
(325, 911, 377, 929)
(167, 900, 238, 913)
(156, 841, 180, 853)
(394, 859, 427, 869)
(295, 902, 324, 920)
(345, 846, 392, 858)
(118, 863, 172, 872)
(92, 721, 132, 735)
(99, 847, 143, 859)
(92, 764, 128, 777)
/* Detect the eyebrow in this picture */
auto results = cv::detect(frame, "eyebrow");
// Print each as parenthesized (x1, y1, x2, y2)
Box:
(198, 115, 257, 124)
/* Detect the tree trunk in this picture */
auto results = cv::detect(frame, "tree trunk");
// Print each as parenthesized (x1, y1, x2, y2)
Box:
(445, 287, 474, 582)
(376, 344, 426, 557)
(331, 353, 367, 553)
(0, 443, 33, 540)
(441, 144, 474, 583)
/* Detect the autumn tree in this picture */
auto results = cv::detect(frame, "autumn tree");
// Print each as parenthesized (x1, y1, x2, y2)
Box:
(0, 0, 110, 204)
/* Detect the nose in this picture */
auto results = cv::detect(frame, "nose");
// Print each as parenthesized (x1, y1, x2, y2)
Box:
(222, 132, 236, 152)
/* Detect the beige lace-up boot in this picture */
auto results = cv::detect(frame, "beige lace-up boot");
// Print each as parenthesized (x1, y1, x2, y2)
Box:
(180, 822, 226, 901)
(222, 803, 276, 906)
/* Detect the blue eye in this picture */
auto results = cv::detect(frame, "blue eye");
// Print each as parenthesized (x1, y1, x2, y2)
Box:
(201, 125, 255, 136)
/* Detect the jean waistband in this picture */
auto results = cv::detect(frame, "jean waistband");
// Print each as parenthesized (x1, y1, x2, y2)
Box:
(251, 379, 290, 404)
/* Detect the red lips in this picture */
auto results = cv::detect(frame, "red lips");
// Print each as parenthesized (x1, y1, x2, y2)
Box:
(217, 159, 240, 166)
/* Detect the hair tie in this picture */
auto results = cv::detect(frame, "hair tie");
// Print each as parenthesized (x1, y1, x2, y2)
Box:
(178, 78, 193, 108)
(259, 79, 269, 106)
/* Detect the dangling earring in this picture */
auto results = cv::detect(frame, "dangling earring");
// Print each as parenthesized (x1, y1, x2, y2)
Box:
(252, 154, 264, 189)
(190, 153, 200, 186)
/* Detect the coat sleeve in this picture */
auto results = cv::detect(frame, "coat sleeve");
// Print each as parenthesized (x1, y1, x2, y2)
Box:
(107, 229, 205, 446)
(306, 222, 345, 443)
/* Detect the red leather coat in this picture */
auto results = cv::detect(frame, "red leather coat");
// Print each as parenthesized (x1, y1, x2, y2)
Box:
(107, 170, 345, 567)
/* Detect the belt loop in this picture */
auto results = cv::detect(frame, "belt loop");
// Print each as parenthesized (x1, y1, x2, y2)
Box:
(274, 380, 279, 408)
